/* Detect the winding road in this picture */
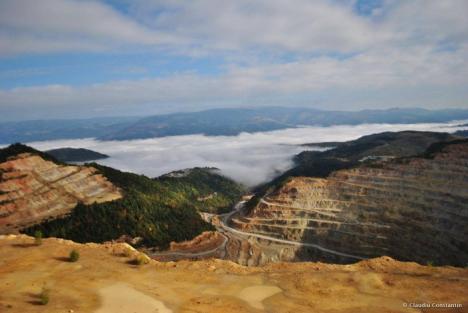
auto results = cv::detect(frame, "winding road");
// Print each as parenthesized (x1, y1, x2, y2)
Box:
(150, 198, 366, 261)
(219, 200, 366, 261)
(149, 234, 228, 259)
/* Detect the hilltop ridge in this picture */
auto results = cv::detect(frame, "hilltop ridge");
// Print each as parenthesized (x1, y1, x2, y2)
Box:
(1, 234, 466, 313)
(232, 138, 468, 266)
(0, 144, 243, 249)
(2, 107, 467, 143)
(45, 148, 109, 162)
(0, 148, 121, 233)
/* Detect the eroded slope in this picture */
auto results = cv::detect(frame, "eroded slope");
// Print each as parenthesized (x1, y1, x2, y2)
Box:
(0, 153, 121, 233)
(237, 140, 468, 266)
(1, 235, 467, 313)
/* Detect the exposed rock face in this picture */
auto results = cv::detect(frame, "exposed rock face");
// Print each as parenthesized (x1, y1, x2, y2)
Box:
(0, 153, 121, 234)
(236, 141, 468, 266)
(224, 235, 298, 266)
(149, 231, 227, 262)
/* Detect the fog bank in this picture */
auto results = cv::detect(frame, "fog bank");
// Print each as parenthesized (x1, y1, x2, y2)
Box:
(27, 121, 468, 187)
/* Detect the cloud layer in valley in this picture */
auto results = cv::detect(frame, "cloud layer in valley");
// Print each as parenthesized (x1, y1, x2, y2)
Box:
(0, 0, 467, 120)
(27, 122, 468, 187)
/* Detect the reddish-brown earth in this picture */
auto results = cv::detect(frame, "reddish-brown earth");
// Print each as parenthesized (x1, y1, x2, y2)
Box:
(0, 234, 467, 313)
(0, 153, 121, 234)
(230, 141, 468, 266)
(149, 231, 227, 261)
(168, 231, 225, 252)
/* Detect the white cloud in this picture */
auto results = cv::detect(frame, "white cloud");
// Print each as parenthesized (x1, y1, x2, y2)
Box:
(0, 0, 379, 55)
(2, 41, 467, 120)
(382, 0, 468, 47)
(26, 121, 468, 187)
(0, 0, 176, 55)
(3, 0, 466, 55)
(0, 0, 467, 117)
(146, 0, 376, 52)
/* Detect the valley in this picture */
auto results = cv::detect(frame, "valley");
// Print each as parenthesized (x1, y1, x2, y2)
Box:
(3, 2, 468, 311)
(2, 107, 468, 144)
(0, 130, 467, 312)
(148, 134, 468, 268)
(0, 144, 243, 249)
(3, 132, 466, 268)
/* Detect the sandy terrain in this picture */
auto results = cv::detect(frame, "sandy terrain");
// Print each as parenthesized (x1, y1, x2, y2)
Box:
(95, 283, 172, 313)
(237, 285, 282, 310)
(0, 235, 467, 313)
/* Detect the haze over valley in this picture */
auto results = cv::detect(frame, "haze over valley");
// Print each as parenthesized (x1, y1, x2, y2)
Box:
(25, 120, 468, 186)
(1, 0, 468, 312)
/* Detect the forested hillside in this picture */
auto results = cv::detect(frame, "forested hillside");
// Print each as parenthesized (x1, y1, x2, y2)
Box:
(0, 145, 244, 249)
(45, 147, 109, 162)
(246, 131, 457, 210)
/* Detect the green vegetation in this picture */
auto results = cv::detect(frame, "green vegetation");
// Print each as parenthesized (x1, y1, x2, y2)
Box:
(39, 288, 49, 305)
(0, 143, 61, 164)
(45, 147, 109, 162)
(23, 163, 243, 249)
(157, 168, 245, 214)
(423, 138, 468, 158)
(122, 247, 133, 257)
(131, 254, 150, 266)
(34, 230, 43, 246)
(69, 249, 80, 262)
(247, 131, 458, 212)
(454, 130, 468, 137)
(296, 131, 455, 165)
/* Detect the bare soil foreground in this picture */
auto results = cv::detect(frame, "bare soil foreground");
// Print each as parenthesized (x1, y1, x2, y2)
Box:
(0, 235, 467, 313)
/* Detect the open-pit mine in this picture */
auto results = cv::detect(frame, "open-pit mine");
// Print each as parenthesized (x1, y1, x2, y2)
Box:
(0, 153, 121, 234)
(0, 135, 467, 312)
(227, 140, 468, 266)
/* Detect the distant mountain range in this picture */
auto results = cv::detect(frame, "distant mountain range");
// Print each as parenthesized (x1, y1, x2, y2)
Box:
(0, 116, 140, 144)
(1, 107, 468, 144)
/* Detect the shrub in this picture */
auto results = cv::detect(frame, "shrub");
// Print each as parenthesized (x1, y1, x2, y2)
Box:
(69, 249, 80, 262)
(123, 247, 133, 257)
(39, 288, 49, 305)
(132, 254, 150, 266)
(34, 230, 43, 246)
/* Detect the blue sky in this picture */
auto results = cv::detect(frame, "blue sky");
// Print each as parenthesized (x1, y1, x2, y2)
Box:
(0, 0, 467, 121)
(0, 52, 226, 88)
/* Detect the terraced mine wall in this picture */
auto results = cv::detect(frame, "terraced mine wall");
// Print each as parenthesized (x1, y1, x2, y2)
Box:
(224, 235, 298, 266)
(235, 141, 468, 266)
(0, 153, 121, 233)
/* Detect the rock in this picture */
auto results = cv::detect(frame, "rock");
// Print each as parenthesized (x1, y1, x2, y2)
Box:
(2, 234, 467, 313)
(232, 140, 468, 266)
(0, 153, 122, 234)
